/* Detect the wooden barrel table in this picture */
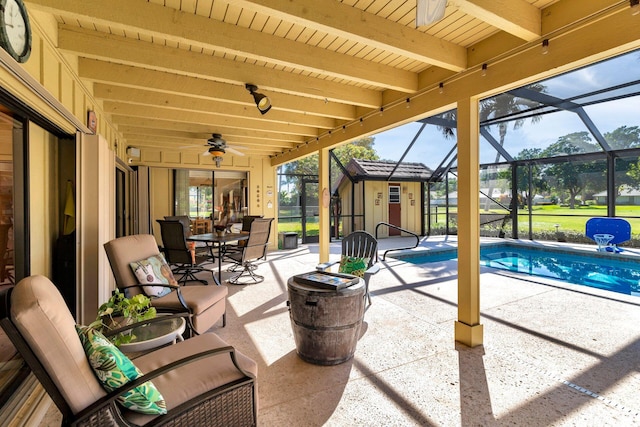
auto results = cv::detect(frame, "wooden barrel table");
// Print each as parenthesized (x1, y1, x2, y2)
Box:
(287, 275, 365, 365)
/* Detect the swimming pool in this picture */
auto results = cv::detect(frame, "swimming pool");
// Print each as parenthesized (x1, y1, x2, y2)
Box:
(393, 244, 640, 296)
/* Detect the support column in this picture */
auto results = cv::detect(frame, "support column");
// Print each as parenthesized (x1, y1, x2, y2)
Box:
(455, 97, 483, 347)
(318, 148, 330, 263)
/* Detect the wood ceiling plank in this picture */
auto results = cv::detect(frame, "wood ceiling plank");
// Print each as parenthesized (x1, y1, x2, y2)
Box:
(77, 58, 361, 119)
(227, 0, 467, 71)
(29, 0, 418, 91)
(103, 102, 318, 136)
(113, 116, 306, 143)
(116, 126, 298, 149)
(93, 84, 336, 129)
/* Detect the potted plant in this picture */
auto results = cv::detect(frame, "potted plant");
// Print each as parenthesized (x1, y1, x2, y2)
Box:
(90, 290, 157, 346)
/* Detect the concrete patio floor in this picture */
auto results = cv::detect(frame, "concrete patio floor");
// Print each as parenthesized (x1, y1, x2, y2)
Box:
(40, 235, 640, 426)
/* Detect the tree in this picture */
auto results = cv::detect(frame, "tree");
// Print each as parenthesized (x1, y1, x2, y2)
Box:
(434, 85, 547, 210)
(496, 148, 548, 208)
(479, 84, 546, 210)
(279, 137, 379, 204)
(606, 126, 640, 192)
(282, 136, 379, 185)
(541, 132, 599, 208)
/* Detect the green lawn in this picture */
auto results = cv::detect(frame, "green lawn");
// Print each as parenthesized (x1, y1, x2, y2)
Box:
(280, 205, 640, 239)
(516, 205, 640, 233)
(432, 204, 640, 236)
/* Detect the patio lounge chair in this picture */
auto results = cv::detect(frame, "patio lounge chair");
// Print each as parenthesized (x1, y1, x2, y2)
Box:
(585, 217, 631, 252)
(0, 275, 257, 427)
(316, 230, 380, 306)
(104, 234, 228, 334)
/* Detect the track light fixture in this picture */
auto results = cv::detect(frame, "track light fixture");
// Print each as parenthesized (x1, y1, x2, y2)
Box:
(245, 83, 272, 115)
(632, 0, 640, 15)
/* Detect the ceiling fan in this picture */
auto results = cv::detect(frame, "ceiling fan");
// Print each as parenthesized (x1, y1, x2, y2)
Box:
(202, 133, 244, 167)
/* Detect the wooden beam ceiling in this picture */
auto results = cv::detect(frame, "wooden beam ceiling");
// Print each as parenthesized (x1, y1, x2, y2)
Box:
(24, 0, 638, 167)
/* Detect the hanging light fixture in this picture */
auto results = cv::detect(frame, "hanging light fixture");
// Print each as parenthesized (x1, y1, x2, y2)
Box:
(208, 146, 225, 167)
(203, 133, 227, 167)
(245, 84, 272, 115)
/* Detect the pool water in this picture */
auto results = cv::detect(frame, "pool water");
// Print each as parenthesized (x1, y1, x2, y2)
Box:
(396, 245, 640, 296)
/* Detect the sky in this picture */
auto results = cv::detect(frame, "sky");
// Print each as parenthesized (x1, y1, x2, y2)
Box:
(371, 49, 640, 169)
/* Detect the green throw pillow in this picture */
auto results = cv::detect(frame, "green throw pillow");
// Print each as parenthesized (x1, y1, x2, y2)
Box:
(130, 254, 177, 298)
(76, 325, 167, 415)
(338, 256, 369, 278)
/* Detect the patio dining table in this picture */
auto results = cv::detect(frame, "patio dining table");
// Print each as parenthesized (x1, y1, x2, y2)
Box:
(187, 232, 249, 285)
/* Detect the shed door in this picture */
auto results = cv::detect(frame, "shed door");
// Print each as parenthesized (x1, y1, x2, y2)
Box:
(388, 184, 401, 235)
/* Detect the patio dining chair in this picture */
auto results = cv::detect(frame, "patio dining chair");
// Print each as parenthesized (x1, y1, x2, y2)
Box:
(0, 275, 257, 427)
(104, 234, 227, 335)
(156, 219, 215, 285)
(316, 230, 380, 306)
(226, 218, 274, 285)
(225, 215, 264, 264)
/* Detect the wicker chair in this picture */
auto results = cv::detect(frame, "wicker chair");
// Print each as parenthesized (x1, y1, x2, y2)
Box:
(316, 230, 380, 305)
(104, 234, 227, 334)
(0, 275, 257, 426)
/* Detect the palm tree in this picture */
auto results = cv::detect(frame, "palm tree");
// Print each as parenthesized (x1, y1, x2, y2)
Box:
(480, 83, 545, 210)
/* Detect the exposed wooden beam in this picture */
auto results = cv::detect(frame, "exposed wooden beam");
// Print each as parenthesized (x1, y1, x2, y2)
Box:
(111, 116, 306, 144)
(78, 59, 357, 120)
(451, 0, 540, 41)
(93, 84, 336, 129)
(127, 138, 275, 156)
(28, 0, 418, 92)
(228, 0, 467, 71)
(272, 5, 640, 166)
(103, 102, 318, 136)
(58, 26, 381, 108)
(116, 126, 297, 150)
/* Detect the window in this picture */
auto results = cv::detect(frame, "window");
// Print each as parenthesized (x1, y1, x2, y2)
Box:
(174, 169, 248, 223)
(389, 185, 400, 203)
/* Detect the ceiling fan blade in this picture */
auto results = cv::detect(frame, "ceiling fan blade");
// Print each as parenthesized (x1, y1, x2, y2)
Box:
(202, 149, 211, 156)
(226, 146, 245, 156)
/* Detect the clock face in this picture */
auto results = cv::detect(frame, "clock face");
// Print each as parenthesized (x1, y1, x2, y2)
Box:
(0, 0, 31, 62)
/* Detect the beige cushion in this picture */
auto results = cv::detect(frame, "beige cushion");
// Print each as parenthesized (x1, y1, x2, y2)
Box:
(153, 286, 227, 334)
(11, 275, 106, 414)
(104, 234, 161, 296)
(104, 234, 228, 333)
(153, 285, 227, 314)
(124, 333, 257, 425)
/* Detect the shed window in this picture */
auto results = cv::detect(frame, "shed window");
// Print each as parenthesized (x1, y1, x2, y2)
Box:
(389, 185, 400, 203)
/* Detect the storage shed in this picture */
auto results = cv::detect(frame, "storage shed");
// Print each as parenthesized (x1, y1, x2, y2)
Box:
(335, 159, 433, 237)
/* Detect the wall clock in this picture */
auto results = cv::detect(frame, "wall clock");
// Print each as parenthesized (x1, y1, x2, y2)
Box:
(0, 0, 31, 63)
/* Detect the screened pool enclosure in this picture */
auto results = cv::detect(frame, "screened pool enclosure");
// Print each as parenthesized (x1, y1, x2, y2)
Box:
(278, 48, 640, 246)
